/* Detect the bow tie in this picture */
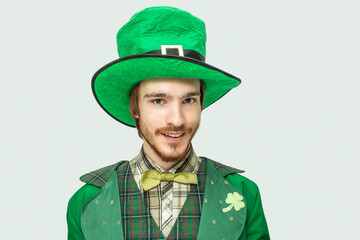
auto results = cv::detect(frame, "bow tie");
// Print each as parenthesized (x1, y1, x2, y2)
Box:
(141, 169, 198, 191)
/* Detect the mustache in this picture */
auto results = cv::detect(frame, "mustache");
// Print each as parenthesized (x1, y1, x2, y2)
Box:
(155, 125, 192, 135)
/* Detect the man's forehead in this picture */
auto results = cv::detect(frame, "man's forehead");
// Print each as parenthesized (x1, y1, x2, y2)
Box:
(138, 78, 201, 91)
(141, 77, 200, 84)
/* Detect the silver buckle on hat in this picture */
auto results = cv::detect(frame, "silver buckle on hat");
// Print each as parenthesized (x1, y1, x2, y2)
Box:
(161, 45, 184, 56)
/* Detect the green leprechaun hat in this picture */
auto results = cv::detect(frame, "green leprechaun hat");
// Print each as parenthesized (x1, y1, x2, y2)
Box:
(92, 6, 241, 127)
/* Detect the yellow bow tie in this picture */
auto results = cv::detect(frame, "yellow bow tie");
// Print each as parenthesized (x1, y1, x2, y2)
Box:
(141, 169, 198, 191)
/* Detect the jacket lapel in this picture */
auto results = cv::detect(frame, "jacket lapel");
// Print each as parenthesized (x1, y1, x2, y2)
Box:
(197, 162, 247, 240)
(81, 172, 124, 240)
(80, 161, 124, 187)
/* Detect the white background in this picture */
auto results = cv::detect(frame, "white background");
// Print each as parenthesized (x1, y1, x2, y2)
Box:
(1, 0, 359, 239)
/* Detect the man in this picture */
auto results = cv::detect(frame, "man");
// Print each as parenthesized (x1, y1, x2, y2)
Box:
(67, 6, 270, 240)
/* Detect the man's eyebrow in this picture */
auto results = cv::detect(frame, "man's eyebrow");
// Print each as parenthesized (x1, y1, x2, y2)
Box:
(143, 93, 169, 99)
(143, 91, 201, 99)
(182, 91, 201, 98)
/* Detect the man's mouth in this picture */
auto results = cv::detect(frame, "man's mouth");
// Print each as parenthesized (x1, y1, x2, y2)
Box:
(161, 133, 185, 138)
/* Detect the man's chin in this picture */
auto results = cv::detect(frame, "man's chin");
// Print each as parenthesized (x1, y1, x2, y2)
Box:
(151, 143, 189, 163)
(156, 148, 188, 163)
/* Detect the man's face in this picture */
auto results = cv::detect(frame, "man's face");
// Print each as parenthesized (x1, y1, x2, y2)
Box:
(136, 78, 202, 163)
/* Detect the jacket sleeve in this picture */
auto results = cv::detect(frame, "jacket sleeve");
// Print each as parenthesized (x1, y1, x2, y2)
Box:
(226, 174, 270, 240)
(66, 184, 101, 240)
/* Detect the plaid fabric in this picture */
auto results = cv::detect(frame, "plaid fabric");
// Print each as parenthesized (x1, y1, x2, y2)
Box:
(203, 156, 245, 176)
(129, 147, 200, 237)
(167, 159, 206, 239)
(118, 159, 206, 239)
(79, 161, 124, 188)
(117, 162, 161, 239)
(79, 156, 243, 239)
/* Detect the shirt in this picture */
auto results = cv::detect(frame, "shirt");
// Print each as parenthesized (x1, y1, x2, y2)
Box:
(129, 146, 201, 237)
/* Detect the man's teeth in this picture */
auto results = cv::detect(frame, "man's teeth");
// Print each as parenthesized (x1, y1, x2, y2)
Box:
(163, 133, 183, 138)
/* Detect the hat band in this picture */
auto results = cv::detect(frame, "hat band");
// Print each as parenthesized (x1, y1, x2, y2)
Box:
(146, 49, 205, 62)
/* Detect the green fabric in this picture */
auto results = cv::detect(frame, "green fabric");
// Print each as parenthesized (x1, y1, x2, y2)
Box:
(92, 6, 241, 127)
(67, 184, 101, 240)
(117, 162, 165, 239)
(81, 172, 124, 240)
(79, 161, 124, 188)
(226, 174, 270, 240)
(197, 162, 247, 239)
(117, 161, 206, 239)
(203, 156, 245, 176)
(117, 6, 206, 59)
(67, 159, 270, 239)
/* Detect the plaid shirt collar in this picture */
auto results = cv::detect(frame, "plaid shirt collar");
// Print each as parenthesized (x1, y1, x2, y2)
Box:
(135, 145, 200, 175)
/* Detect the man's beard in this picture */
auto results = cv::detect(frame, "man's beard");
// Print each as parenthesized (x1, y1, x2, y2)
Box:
(139, 120, 199, 163)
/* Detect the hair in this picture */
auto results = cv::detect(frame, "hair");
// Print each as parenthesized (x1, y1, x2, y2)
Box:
(129, 80, 205, 138)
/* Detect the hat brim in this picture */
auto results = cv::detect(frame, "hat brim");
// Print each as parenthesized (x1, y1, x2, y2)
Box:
(92, 54, 241, 127)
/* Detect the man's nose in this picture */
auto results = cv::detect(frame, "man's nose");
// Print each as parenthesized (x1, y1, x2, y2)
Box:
(165, 103, 185, 126)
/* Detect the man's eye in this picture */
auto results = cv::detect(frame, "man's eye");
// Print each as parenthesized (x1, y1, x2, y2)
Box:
(153, 99, 164, 104)
(184, 98, 195, 104)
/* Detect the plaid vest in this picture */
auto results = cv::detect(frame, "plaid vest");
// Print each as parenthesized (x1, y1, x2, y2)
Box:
(117, 160, 206, 239)
(80, 157, 249, 240)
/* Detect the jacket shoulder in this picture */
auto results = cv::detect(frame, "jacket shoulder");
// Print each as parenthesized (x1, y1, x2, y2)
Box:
(202, 157, 261, 203)
(79, 161, 127, 188)
(225, 173, 260, 195)
(225, 174, 270, 239)
(201, 156, 245, 177)
(213, 163, 270, 239)
(67, 184, 101, 240)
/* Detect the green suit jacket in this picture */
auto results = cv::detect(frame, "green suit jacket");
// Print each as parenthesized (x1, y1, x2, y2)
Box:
(67, 159, 270, 239)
